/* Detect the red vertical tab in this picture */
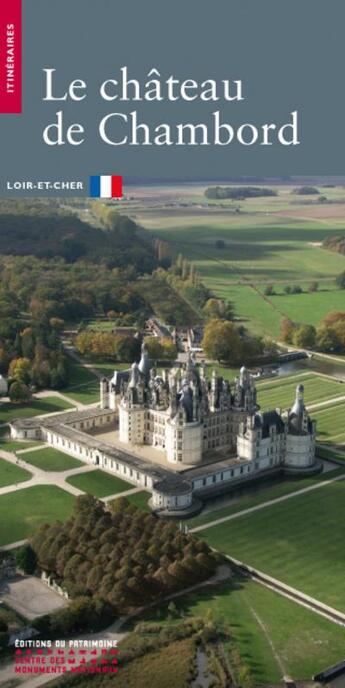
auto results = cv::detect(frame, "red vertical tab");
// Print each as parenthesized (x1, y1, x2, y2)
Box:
(0, 0, 22, 113)
(111, 176, 123, 198)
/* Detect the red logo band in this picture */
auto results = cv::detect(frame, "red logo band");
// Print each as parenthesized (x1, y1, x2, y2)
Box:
(0, 0, 22, 113)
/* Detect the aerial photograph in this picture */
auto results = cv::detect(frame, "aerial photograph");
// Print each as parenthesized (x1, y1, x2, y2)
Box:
(0, 179, 344, 687)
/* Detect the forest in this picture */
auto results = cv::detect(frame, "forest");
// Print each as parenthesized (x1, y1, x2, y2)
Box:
(30, 495, 218, 633)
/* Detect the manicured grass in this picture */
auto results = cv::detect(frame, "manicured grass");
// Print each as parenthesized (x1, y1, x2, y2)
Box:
(0, 439, 41, 452)
(0, 486, 75, 545)
(200, 479, 345, 612)
(317, 445, 345, 462)
(257, 373, 344, 411)
(313, 401, 345, 443)
(187, 468, 345, 529)
(0, 396, 74, 423)
(22, 448, 84, 472)
(66, 469, 132, 497)
(63, 363, 100, 404)
(0, 457, 31, 487)
(126, 577, 345, 685)
(124, 490, 151, 512)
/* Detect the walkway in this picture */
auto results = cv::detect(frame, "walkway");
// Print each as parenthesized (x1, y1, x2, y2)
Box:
(0, 448, 141, 499)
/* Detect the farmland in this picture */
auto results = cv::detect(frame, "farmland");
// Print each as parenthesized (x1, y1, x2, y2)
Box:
(128, 183, 345, 336)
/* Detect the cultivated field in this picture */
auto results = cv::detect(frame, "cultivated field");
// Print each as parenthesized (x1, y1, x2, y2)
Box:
(128, 183, 345, 336)
(200, 479, 345, 613)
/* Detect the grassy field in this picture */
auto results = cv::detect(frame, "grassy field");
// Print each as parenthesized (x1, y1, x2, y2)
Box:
(0, 438, 41, 452)
(0, 397, 74, 424)
(115, 637, 195, 688)
(66, 469, 132, 497)
(200, 478, 345, 612)
(22, 448, 84, 472)
(0, 457, 31, 487)
(124, 490, 151, 511)
(63, 363, 100, 404)
(313, 400, 345, 444)
(0, 486, 74, 545)
(131, 183, 345, 336)
(125, 576, 345, 685)
(256, 373, 345, 411)
(186, 468, 344, 529)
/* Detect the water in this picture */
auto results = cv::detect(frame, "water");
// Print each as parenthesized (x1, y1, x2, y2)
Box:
(191, 646, 218, 688)
(277, 356, 345, 381)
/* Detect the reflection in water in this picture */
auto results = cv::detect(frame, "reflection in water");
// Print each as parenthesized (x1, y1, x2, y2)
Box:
(277, 356, 345, 380)
(191, 646, 217, 688)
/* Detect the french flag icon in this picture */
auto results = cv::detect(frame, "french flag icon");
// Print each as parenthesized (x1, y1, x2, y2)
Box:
(90, 175, 123, 198)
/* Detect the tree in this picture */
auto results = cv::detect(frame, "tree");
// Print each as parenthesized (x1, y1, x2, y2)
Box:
(15, 544, 37, 574)
(283, 285, 291, 294)
(202, 319, 241, 363)
(8, 357, 31, 384)
(293, 186, 319, 195)
(279, 318, 296, 344)
(264, 284, 275, 296)
(336, 271, 345, 289)
(293, 324, 316, 349)
(291, 285, 302, 294)
(315, 325, 339, 352)
(308, 281, 319, 292)
(203, 298, 233, 321)
(9, 381, 31, 403)
(324, 311, 345, 326)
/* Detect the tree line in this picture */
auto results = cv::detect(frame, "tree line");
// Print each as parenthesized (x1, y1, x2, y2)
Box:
(280, 311, 345, 352)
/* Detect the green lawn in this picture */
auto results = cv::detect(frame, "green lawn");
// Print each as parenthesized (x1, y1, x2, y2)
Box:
(63, 363, 100, 404)
(257, 373, 344, 411)
(0, 439, 41, 452)
(66, 469, 132, 497)
(0, 457, 31, 487)
(0, 486, 75, 545)
(0, 396, 74, 424)
(200, 478, 345, 613)
(22, 448, 84, 472)
(123, 490, 151, 511)
(126, 577, 345, 685)
(312, 400, 345, 444)
(187, 468, 344, 529)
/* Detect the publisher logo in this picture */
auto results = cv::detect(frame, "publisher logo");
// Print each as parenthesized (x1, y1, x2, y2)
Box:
(0, 0, 22, 113)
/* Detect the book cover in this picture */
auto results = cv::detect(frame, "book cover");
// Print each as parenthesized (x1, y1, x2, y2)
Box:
(0, 1, 344, 687)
